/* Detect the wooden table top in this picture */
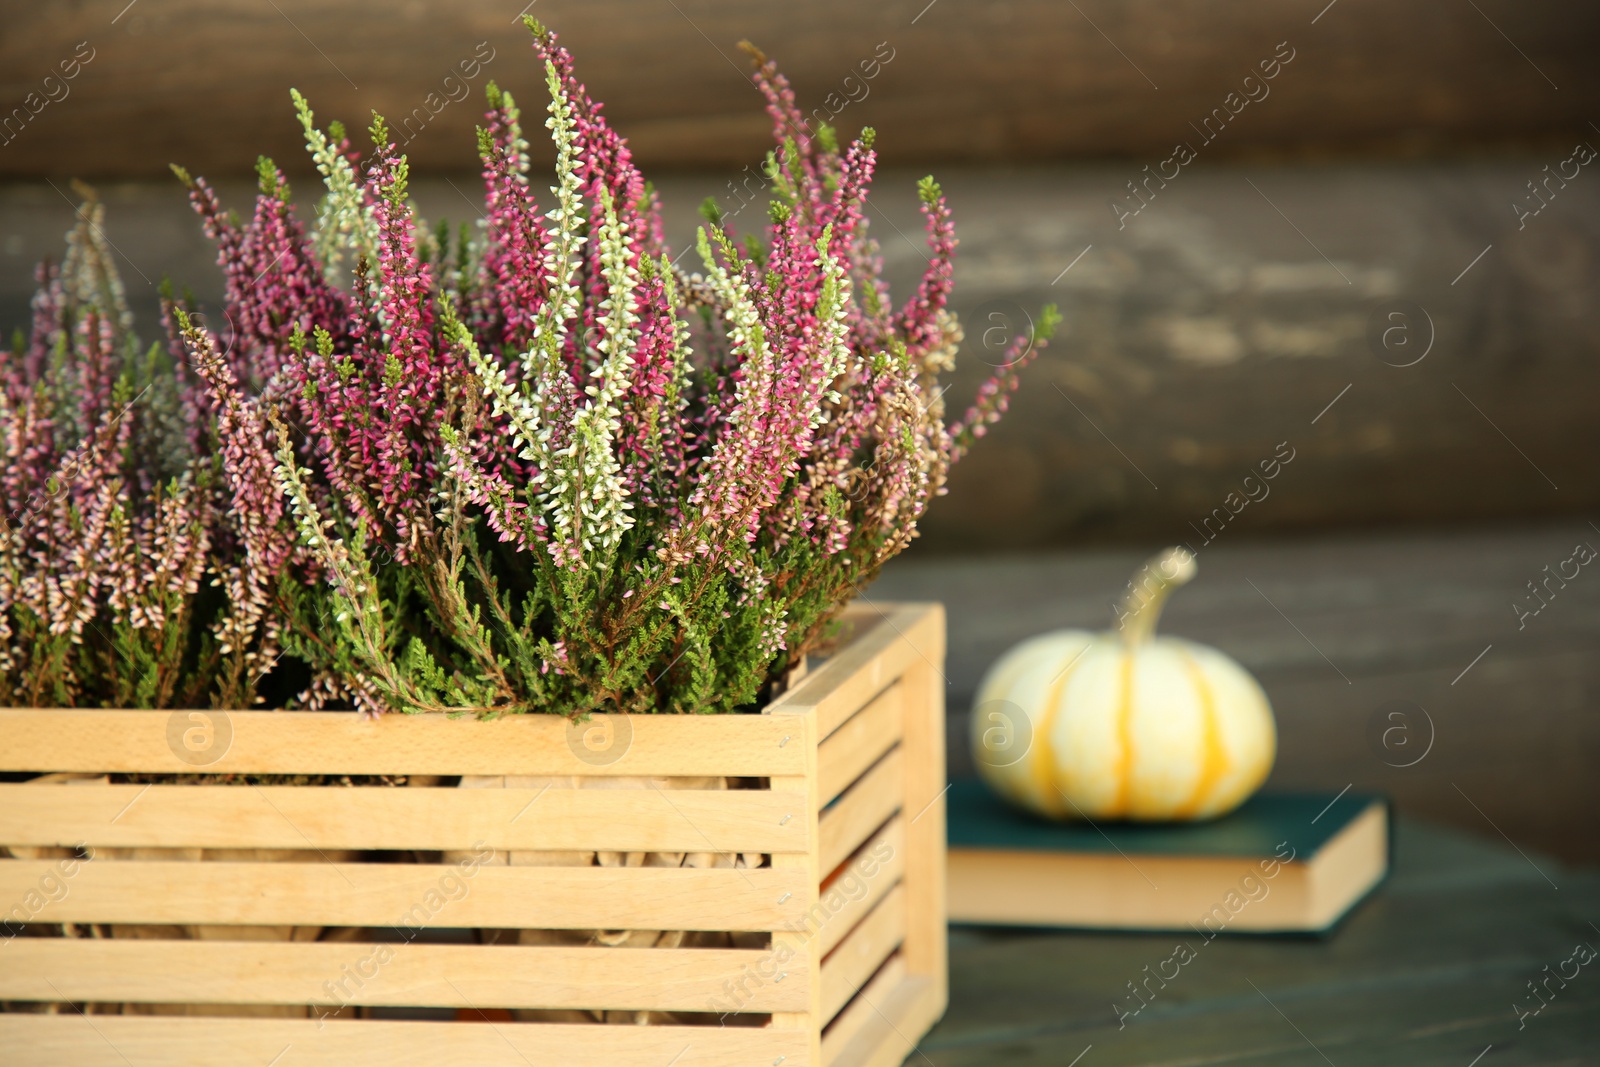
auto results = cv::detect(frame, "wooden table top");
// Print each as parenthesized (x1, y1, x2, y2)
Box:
(923, 818, 1600, 1066)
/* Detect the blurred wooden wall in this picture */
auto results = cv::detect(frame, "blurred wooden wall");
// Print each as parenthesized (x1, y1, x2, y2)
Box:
(2, 0, 1597, 177)
(2, 0, 1596, 551)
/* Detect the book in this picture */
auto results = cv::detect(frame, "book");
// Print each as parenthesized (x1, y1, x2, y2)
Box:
(946, 778, 1389, 933)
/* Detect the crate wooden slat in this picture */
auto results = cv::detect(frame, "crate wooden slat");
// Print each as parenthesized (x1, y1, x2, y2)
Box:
(0, 859, 811, 930)
(0, 1016, 811, 1067)
(0, 783, 806, 853)
(0, 939, 810, 1012)
(821, 954, 908, 1066)
(781, 604, 943, 740)
(817, 819, 906, 959)
(0, 602, 948, 1067)
(821, 885, 908, 1023)
(823, 974, 943, 1067)
(817, 683, 903, 807)
(819, 748, 904, 876)
(0, 708, 806, 777)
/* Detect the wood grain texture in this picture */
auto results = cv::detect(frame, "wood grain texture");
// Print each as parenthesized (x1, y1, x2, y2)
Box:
(2, 1, 1595, 178)
(899, 658, 948, 998)
(817, 818, 906, 959)
(775, 604, 944, 740)
(825, 974, 945, 1067)
(0, 708, 805, 776)
(0, 937, 811, 1012)
(820, 885, 907, 1024)
(817, 683, 903, 807)
(906, 164, 1600, 551)
(0, 782, 808, 853)
(0, 602, 948, 1065)
(821, 953, 907, 1066)
(767, 694, 824, 1064)
(0, 858, 811, 930)
(0, 1016, 813, 1067)
(6, 157, 1596, 548)
(819, 749, 905, 877)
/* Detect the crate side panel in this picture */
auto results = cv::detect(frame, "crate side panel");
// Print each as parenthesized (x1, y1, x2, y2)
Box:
(769, 604, 943, 739)
(820, 954, 908, 1066)
(823, 973, 941, 1067)
(899, 656, 950, 994)
(818, 749, 904, 875)
(0, 859, 811, 931)
(817, 684, 904, 807)
(819, 885, 908, 1024)
(0, 784, 808, 854)
(0, 940, 811, 1013)
(0, 1016, 810, 1067)
(0, 709, 807, 777)
(817, 818, 906, 959)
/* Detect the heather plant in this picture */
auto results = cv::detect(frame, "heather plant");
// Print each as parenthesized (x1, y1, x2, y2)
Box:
(182, 19, 1055, 718)
(0, 192, 306, 710)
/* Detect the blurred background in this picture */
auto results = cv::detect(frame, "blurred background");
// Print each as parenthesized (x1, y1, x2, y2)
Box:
(2, 1, 1597, 863)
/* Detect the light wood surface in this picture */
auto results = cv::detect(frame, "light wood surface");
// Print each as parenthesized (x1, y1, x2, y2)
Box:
(819, 749, 905, 876)
(899, 657, 949, 1000)
(824, 974, 944, 1067)
(776, 604, 943, 741)
(0, 934, 812, 1014)
(818, 819, 906, 959)
(0, 1015, 813, 1066)
(817, 683, 903, 807)
(0, 858, 811, 930)
(821, 885, 908, 1024)
(821, 953, 908, 1066)
(0, 708, 806, 776)
(768, 678, 826, 1065)
(0, 782, 808, 853)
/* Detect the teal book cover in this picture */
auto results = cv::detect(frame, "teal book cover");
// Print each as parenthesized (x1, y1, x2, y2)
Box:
(947, 778, 1385, 860)
(945, 778, 1391, 932)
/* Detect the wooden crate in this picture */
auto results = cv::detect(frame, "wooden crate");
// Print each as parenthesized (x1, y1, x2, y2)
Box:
(0, 603, 947, 1067)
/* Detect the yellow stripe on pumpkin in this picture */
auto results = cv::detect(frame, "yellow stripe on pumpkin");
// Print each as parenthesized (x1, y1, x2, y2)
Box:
(1173, 649, 1228, 819)
(1028, 641, 1090, 819)
(1107, 649, 1135, 818)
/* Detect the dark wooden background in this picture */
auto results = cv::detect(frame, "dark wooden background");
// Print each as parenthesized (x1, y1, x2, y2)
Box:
(3, 0, 1597, 176)
(3, 165, 1595, 550)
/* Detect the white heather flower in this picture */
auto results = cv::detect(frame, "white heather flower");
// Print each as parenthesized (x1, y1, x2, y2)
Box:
(812, 226, 853, 421)
(294, 90, 379, 280)
(525, 62, 587, 384)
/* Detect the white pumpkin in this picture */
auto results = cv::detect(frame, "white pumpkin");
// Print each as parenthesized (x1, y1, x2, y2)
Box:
(971, 547, 1275, 822)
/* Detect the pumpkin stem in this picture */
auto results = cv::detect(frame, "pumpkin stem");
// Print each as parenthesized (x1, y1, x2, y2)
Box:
(1115, 546, 1197, 645)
